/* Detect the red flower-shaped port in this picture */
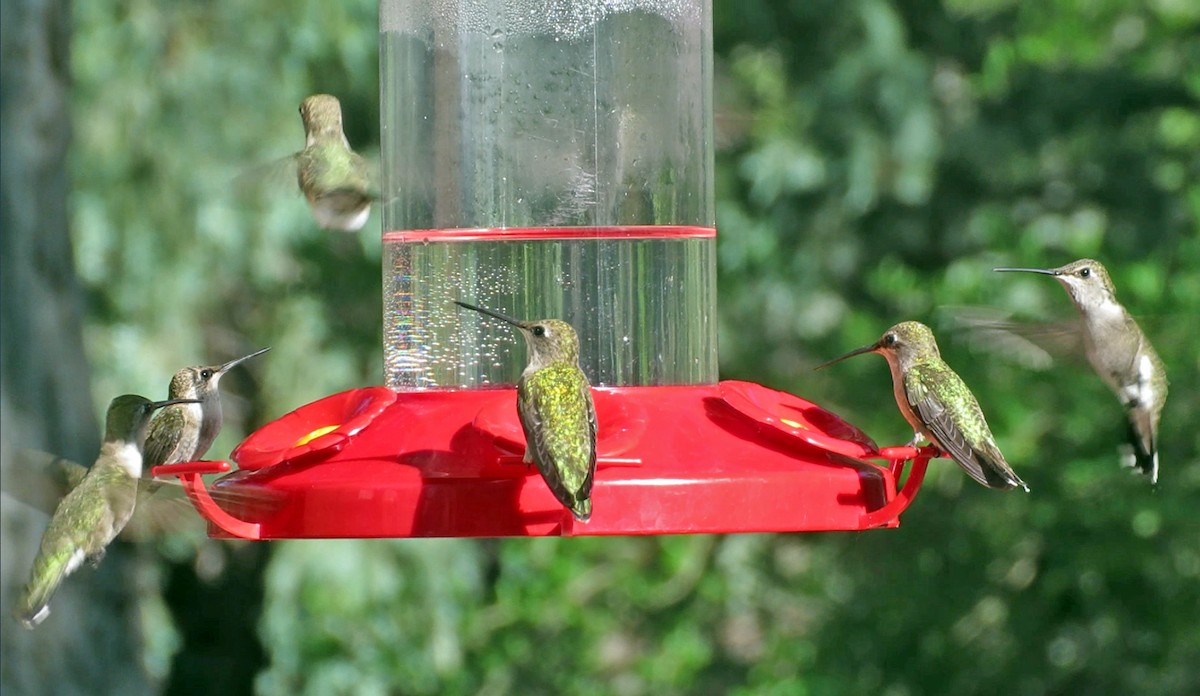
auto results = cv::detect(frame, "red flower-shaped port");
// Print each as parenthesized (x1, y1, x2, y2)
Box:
(718, 380, 879, 459)
(231, 386, 397, 470)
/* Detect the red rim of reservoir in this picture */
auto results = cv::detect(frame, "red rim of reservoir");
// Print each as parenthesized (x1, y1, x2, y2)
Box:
(383, 225, 717, 243)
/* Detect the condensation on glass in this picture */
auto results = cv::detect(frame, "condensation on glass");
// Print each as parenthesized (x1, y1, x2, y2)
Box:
(380, 0, 716, 389)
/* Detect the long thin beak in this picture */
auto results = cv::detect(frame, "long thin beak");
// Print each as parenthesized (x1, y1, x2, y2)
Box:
(149, 398, 203, 411)
(993, 266, 1057, 276)
(454, 300, 525, 329)
(215, 347, 271, 375)
(814, 342, 880, 371)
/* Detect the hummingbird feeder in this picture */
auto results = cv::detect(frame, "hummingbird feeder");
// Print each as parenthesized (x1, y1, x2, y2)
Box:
(155, 0, 934, 539)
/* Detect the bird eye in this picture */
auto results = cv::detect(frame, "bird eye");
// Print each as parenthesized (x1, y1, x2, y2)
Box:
(532, 326, 546, 337)
(883, 333, 897, 347)
(1080, 267, 1091, 278)
(201, 369, 213, 379)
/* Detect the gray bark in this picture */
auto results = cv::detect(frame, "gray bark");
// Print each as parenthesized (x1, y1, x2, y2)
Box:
(1, 0, 153, 693)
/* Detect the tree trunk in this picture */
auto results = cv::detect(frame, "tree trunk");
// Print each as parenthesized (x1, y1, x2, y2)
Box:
(1, 0, 153, 693)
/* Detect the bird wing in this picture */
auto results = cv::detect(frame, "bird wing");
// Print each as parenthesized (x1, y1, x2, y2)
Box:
(937, 305, 1086, 371)
(904, 363, 1024, 490)
(349, 151, 379, 199)
(583, 384, 598, 495)
(143, 408, 196, 468)
(3, 450, 89, 515)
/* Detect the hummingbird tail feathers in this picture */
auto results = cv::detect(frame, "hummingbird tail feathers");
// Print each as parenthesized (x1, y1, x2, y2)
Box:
(16, 547, 85, 629)
(15, 602, 51, 630)
(571, 497, 592, 523)
(16, 575, 62, 629)
(1124, 421, 1159, 485)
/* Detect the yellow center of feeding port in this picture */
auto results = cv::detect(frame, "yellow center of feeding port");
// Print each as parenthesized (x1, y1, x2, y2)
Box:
(294, 425, 340, 447)
(779, 418, 806, 429)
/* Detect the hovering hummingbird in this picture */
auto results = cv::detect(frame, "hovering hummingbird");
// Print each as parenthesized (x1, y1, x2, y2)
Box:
(144, 347, 271, 471)
(818, 321, 1028, 491)
(994, 259, 1168, 483)
(16, 395, 200, 629)
(454, 301, 596, 521)
(295, 94, 375, 231)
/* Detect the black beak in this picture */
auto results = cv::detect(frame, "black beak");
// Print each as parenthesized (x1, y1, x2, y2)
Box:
(149, 398, 203, 411)
(214, 347, 271, 375)
(993, 266, 1058, 276)
(814, 342, 881, 371)
(454, 301, 526, 329)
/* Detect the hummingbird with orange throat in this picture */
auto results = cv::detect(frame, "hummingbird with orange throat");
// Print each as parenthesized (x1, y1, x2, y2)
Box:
(819, 321, 1028, 492)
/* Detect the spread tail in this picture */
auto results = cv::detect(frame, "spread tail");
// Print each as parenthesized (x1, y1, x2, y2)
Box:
(1124, 420, 1159, 485)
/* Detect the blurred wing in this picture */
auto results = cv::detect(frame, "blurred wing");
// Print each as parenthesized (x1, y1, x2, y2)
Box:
(350, 151, 380, 199)
(121, 479, 282, 541)
(2, 449, 88, 515)
(2, 449, 281, 541)
(232, 153, 302, 200)
(938, 305, 1085, 370)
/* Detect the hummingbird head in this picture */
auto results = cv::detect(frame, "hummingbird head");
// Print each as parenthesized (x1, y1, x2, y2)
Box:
(518, 319, 580, 369)
(816, 321, 939, 373)
(299, 94, 347, 146)
(993, 258, 1117, 313)
(105, 395, 204, 446)
(454, 301, 581, 369)
(168, 347, 271, 401)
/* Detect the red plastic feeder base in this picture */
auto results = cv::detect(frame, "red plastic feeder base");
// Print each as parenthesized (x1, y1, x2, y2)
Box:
(154, 381, 937, 539)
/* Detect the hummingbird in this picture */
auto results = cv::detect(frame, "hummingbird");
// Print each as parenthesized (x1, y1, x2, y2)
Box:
(818, 321, 1028, 491)
(295, 94, 375, 231)
(144, 347, 271, 471)
(15, 394, 201, 629)
(993, 259, 1168, 483)
(454, 301, 596, 521)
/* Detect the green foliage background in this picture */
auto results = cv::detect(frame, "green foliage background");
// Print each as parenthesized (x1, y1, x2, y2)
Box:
(70, 1, 1197, 694)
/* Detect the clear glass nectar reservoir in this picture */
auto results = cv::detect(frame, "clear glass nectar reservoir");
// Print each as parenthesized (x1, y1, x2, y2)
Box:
(380, 0, 716, 388)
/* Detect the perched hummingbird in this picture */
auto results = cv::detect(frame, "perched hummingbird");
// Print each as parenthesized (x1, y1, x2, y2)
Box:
(294, 94, 375, 231)
(994, 259, 1168, 483)
(818, 321, 1028, 491)
(144, 347, 270, 470)
(16, 395, 200, 628)
(454, 301, 596, 521)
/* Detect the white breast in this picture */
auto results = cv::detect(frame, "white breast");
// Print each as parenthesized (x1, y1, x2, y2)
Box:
(108, 441, 144, 478)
